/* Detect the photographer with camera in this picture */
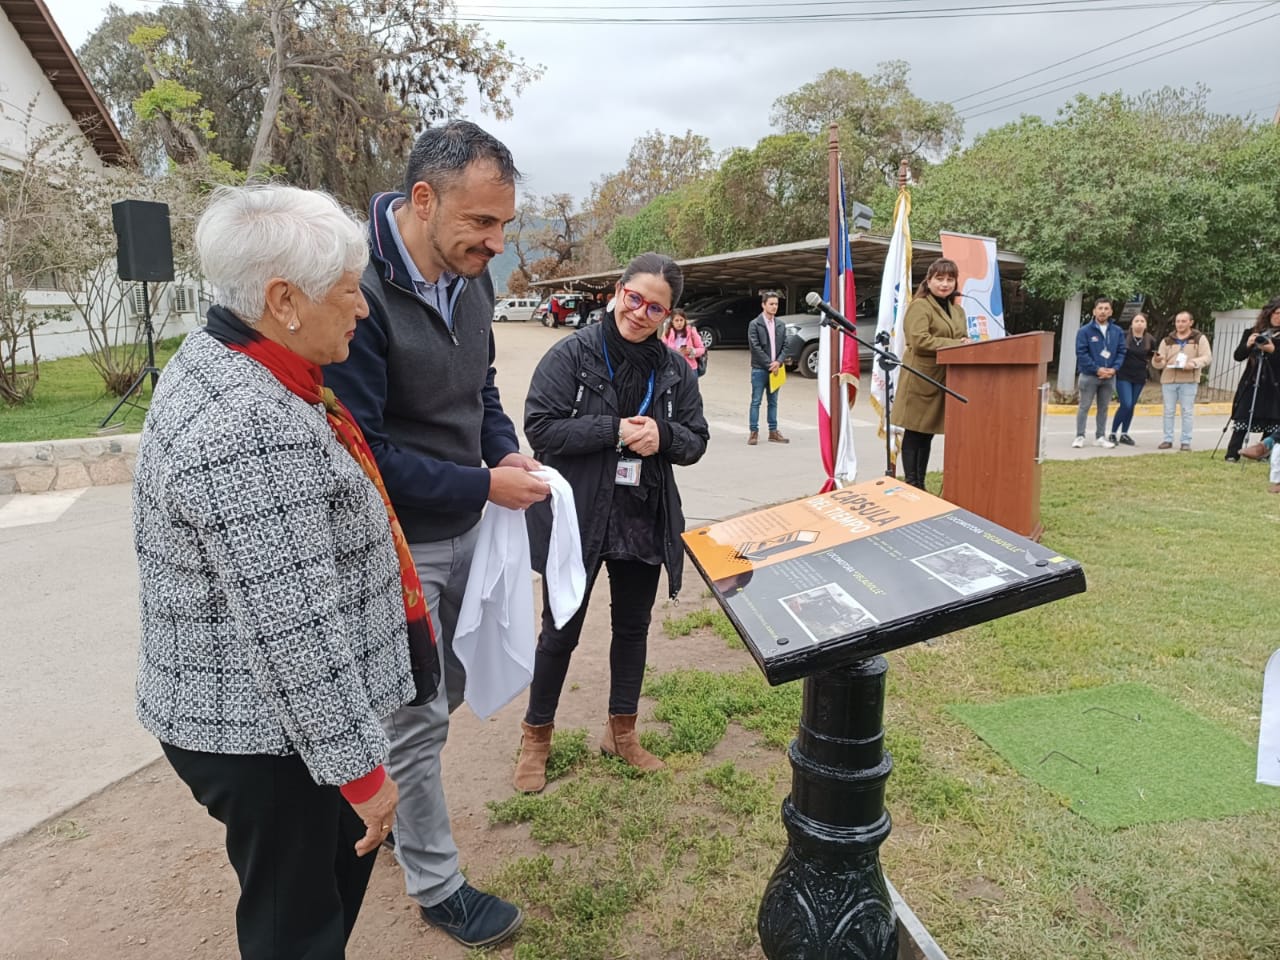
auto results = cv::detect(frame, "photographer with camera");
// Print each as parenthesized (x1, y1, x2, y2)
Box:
(1223, 296, 1280, 462)
(1151, 310, 1212, 451)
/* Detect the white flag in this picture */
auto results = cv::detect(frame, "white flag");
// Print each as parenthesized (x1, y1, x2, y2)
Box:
(868, 188, 911, 440)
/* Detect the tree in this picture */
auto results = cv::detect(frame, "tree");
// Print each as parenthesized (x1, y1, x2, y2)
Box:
(578, 129, 716, 268)
(771, 61, 962, 198)
(0, 113, 82, 404)
(912, 88, 1280, 326)
(79, 0, 541, 204)
(504, 193, 585, 288)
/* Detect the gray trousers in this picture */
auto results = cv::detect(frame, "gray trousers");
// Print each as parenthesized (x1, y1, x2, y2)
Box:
(1076, 373, 1114, 439)
(383, 526, 477, 909)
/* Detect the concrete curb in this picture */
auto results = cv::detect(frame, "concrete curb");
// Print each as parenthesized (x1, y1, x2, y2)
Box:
(1045, 401, 1232, 416)
(0, 399, 1238, 495)
(0, 434, 138, 495)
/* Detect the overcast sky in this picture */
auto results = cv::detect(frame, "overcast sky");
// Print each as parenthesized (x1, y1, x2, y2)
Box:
(45, 0, 1280, 203)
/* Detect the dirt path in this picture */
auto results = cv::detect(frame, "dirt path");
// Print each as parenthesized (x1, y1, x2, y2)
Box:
(0, 566, 760, 960)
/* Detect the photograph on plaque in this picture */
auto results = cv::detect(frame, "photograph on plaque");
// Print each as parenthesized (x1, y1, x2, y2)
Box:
(682, 478, 1085, 684)
(910, 543, 1029, 596)
(779, 583, 880, 644)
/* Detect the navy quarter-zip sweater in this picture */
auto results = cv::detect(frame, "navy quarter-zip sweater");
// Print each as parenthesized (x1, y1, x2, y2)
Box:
(326, 192, 520, 543)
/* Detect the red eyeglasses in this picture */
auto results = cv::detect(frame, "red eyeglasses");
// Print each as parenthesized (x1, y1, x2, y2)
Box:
(619, 287, 671, 323)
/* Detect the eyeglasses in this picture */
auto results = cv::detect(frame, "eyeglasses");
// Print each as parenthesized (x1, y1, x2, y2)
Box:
(619, 287, 671, 323)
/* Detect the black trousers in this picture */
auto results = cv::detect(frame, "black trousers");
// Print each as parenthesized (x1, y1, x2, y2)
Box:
(162, 743, 376, 960)
(900, 429, 934, 490)
(524, 558, 662, 725)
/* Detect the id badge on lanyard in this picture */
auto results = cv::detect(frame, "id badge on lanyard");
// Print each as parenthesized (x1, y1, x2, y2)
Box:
(603, 328, 656, 486)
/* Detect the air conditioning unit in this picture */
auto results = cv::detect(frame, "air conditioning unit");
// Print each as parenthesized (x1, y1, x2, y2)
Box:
(129, 284, 148, 317)
(171, 286, 193, 313)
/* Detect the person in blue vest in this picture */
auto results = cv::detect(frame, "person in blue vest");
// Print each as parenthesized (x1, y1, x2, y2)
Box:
(326, 121, 549, 950)
(1072, 297, 1126, 449)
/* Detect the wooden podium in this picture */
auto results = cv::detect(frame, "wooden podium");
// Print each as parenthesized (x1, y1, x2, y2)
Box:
(936, 331, 1055, 540)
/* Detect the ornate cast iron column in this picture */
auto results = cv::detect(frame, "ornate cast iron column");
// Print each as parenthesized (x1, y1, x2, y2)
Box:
(758, 656, 896, 960)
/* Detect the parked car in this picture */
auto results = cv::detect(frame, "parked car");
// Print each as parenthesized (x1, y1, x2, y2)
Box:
(493, 296, 540, 323)
(686, 294, 776, 351)
(781, 296, 879, 378)
(541, 293, 591, 328)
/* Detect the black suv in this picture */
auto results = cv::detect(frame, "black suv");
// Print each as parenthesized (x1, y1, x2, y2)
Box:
(687, 294, 782, 351)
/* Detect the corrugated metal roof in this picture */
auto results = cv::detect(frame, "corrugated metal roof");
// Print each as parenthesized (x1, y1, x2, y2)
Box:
(533, 235, 1027, 295)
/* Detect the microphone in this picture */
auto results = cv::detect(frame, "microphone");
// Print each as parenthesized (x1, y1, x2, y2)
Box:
(804, 292, 858, 336)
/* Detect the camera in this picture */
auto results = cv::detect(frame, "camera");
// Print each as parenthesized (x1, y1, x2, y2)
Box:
(1257, 330, 1276, 348)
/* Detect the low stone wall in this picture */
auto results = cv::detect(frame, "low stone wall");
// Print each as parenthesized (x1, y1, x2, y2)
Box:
(0, 435, 138, 495)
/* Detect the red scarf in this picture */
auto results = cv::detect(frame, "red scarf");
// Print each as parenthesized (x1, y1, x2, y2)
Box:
(228, 333, 438, 705)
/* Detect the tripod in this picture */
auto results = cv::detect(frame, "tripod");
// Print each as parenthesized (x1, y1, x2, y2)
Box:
(99, 280, 161, 430)
(1213, 341, 1276, 460)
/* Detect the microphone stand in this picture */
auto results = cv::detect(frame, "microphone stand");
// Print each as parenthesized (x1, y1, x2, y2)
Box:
(815, 304, 968, 479)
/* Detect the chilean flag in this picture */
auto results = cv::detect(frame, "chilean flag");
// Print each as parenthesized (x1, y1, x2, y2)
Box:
(818, 168, 860, 492)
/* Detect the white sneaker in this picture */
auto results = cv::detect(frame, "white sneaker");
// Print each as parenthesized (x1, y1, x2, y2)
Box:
(1094, 436, 1116, 448)
(1071, 436, 1085, 448)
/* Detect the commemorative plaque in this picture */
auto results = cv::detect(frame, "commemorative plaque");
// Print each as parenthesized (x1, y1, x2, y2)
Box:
(682, 476, 1085, 959)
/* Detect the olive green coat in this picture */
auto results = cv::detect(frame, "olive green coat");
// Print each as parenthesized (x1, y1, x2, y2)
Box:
(889, 295, 970, 435)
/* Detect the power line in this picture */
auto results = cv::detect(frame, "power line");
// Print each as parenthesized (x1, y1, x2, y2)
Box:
(117, 0, 1273, 19)
(959, 0, 1273, 115)
(948, 0, 1219, 104)
(961, 3, 1280, 118)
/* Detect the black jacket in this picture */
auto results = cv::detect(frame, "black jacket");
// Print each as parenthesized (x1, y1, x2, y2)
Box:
(747, 312, 786, 370)
(1230, 328, 1280, 423)
(524, 324, 709, 598)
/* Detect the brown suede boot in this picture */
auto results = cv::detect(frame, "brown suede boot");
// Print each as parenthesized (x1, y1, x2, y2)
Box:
(747, 430, 758, 445)
(600, 714, 665, 772)
(768, 430, 790, 443)
(513, 720, 554, 794)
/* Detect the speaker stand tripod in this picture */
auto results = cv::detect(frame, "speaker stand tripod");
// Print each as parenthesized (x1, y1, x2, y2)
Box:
(99, 280, 161, 430)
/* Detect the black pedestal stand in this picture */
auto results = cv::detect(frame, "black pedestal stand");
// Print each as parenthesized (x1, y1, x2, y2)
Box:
(99, 280, 161, 430)
(758, 656, 896, 958)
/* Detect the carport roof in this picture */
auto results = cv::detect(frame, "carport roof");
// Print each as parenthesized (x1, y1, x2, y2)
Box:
(532, 235, 1026, 294)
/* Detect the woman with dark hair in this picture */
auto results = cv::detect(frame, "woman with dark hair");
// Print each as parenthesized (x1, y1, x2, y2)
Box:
(663, 307, 706, 376)
(890, 258, 973, 489)
(1223, 296, 1280, 462)
(513, 252, 709, 793)
(1108, 312, 1155, 445)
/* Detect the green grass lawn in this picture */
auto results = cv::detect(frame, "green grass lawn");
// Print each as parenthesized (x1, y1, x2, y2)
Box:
(482, 453, 1280, 960)
(0, 339, 183, 443)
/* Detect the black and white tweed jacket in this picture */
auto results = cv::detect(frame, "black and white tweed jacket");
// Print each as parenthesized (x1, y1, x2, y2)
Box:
(133, 330, 415, 787)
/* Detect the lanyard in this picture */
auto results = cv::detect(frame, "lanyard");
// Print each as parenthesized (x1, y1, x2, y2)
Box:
(601, 329, 655, 417)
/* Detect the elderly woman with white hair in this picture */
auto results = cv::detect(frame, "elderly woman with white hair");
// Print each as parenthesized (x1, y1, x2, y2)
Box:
(133, 184, 438, 959)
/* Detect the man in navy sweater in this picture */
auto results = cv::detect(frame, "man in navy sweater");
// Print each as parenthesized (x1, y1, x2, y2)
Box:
(1073, 297, 1127, 449)
(327, 122, 548, 949)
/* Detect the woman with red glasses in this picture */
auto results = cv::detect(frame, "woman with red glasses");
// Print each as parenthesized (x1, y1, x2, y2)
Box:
(513, 253, 709, 792)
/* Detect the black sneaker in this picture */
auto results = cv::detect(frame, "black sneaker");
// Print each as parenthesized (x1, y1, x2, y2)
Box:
(420, 883, 523, 948)
(1224, 454, 1240, 463)
(1119, 434, 1135, 446)
(1107, 433, 1118, 445)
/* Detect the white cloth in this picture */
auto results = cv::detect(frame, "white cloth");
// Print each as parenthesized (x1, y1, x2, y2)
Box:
(536, 467, 587, 629)
(1271, 441, 1280, 485)
(1258, 648, 1280, 786)
(453, 466, 586, 719)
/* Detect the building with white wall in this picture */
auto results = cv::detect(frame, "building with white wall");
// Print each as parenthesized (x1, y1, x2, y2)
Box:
(2, 0, 205, 361)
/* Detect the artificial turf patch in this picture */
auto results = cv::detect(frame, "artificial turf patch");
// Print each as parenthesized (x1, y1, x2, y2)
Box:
(950, 683, 1280, 830)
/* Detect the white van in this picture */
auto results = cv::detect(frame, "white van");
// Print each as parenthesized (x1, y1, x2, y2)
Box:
(493, 297, 540, 323)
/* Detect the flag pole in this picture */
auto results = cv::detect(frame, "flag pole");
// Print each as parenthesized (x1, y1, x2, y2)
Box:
(826, 124, 842, 481)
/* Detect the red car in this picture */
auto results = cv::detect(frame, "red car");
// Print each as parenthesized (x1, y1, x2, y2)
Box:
(541, 293, 590, 328)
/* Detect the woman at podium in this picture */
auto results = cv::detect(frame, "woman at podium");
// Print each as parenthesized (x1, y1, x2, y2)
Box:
(891, 258, 973, 489)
